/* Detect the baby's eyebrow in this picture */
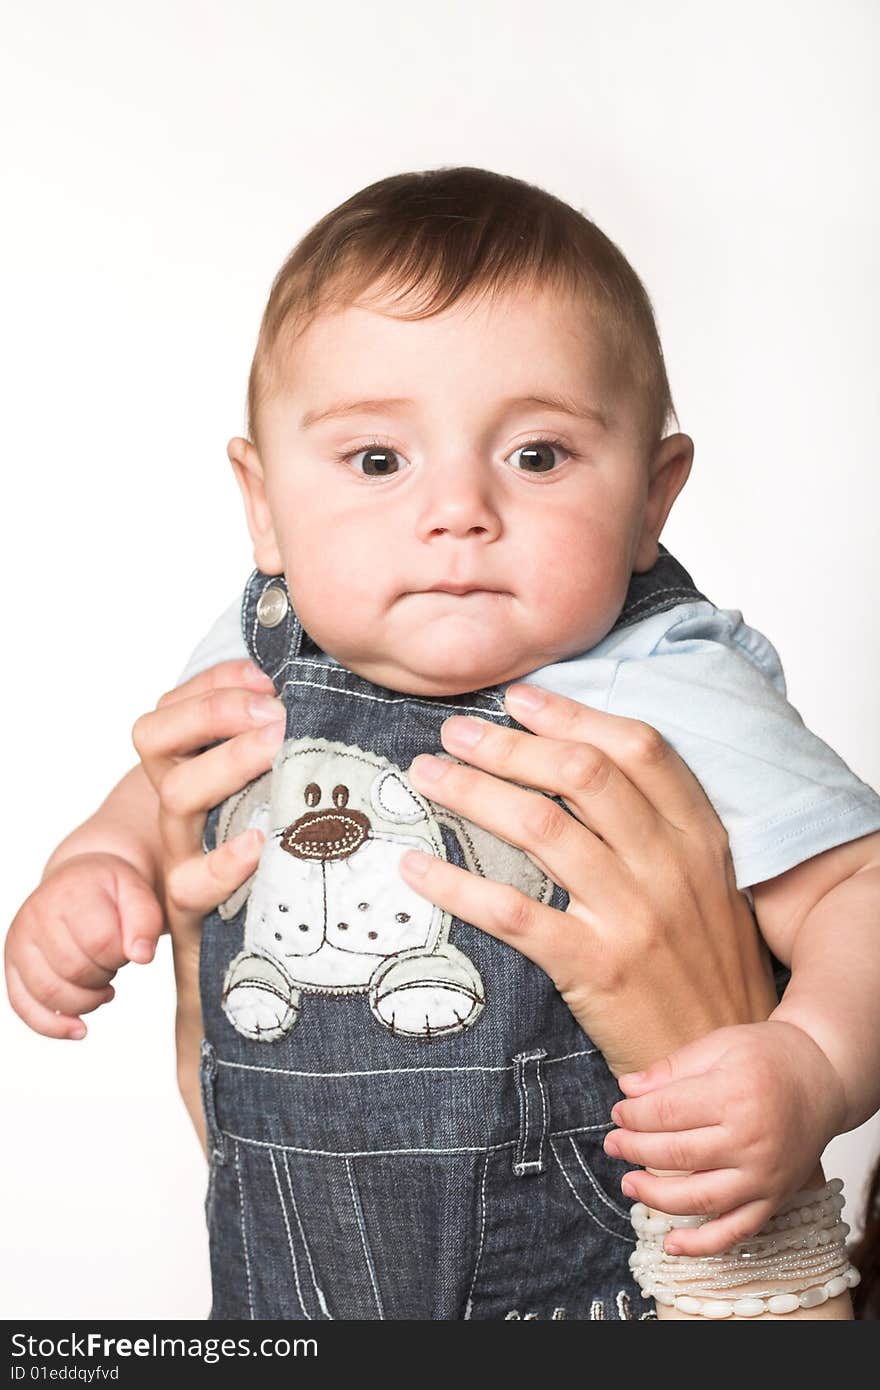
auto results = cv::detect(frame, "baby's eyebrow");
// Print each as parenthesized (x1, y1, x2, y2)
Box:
(300, 392, 609, 431)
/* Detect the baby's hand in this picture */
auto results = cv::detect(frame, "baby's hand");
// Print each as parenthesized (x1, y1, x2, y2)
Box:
(5, 853, 164, 1040)
(604, 1020, 848, 1255)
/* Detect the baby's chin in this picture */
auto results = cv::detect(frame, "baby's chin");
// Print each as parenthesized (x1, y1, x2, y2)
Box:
(340, 625, 541, 698)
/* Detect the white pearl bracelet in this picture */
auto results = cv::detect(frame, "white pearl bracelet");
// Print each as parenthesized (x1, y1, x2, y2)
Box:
(629, 1178, 861, 1318)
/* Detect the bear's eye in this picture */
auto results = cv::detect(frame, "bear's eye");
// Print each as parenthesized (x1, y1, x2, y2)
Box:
(357, 901, 369, 911)
(278, 903, 289, 913)
(274, 931, 282, 942)
(395, 911, 410, 923)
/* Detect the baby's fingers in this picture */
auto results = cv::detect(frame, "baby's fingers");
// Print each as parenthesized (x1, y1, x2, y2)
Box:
(611, 1075, 720, 1134)
(605, 1124, 723, 1175)
(13, 941, 115, 1020)
(165, 829, 265, 915)
(6, 961, 94, 1040)
(621, 1167, 750, 1222)
(660, 1198, 776, 1257)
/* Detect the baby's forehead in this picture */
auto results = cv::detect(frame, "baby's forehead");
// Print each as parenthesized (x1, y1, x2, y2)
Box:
(265, 290, 639, 429)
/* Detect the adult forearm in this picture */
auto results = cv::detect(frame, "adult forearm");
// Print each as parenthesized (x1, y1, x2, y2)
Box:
(41, 764, 164, 898)
(771, 865, 880, 1131)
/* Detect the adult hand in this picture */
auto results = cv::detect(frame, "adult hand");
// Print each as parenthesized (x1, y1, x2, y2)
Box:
(400, 681, 778, 1080)
(131, 658, 286, 1150)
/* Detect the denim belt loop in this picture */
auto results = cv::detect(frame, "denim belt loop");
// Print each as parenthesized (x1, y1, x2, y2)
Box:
(198, 1038, 228, 1167)
(512, 1048, 549, 1177)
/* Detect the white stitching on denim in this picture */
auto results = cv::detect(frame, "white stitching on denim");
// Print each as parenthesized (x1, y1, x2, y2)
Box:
(617, 1290, 633, 1319)
(215, 1047, 598, 1079)
(269, 1149, 309, 1319)
(548, 1137, 634, 1246)
(590, 1299, 604, 1318)
(536, 1059, 549, 1156)
(280, 676, 507, 716)
(513, 1056, 527, 1173)
(282, 1152, 332, 1319)
(233, 1144, 255, 1320)
(224, 1130, 517, 1157)
(554, 1122, 614, 1136)
(221, 1124, 611, 1157)
(345, 1158, 385, 1319)
(568, 1136, 631, 1220)
(463, 1151, 491, 1320)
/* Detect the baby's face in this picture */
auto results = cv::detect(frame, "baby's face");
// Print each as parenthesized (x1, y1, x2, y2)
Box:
(232, 280, 691, 696)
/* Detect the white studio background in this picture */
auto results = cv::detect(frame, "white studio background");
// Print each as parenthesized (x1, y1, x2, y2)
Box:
(2, 0, 878, 1319)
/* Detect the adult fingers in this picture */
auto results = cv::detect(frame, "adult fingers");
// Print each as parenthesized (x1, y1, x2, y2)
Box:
(404, 753, 618, 918)
(165, 829, 266, 915)
(155, 659, 276, 710)
(158, 720, 285, 864)
(6, 962, 88, 1040)
(132, 684, 285, 792)
(397, 845, 596, 986)
(436, 713, 660, 857)
(502, 684, 726, 837)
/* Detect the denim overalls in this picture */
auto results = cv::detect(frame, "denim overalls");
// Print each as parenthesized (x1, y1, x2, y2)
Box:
(197, 545, 710, 1321)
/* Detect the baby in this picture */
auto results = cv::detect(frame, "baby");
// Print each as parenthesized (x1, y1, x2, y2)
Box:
(7, 167, 880, 1321)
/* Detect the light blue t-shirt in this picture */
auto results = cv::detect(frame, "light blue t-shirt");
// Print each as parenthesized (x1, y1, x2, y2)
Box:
(176, 595, 880, 892)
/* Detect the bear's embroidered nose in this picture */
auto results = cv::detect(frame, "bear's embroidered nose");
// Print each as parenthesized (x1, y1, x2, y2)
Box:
(279, 808, 370, 862)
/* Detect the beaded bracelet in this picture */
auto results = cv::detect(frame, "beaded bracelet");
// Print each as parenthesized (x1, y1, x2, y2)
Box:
(629, 1178, 861, 1318)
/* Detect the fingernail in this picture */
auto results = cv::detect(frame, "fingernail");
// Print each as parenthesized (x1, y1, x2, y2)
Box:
(665, 1241, 682, 1255)
(259, 717, 287, 743)
(249, 696, 285, 724)
(604, 1134, 620, 1156)
(129, 939, 154, 963)
(620, 1071, 645, 1086)
(621, 1176, 636, 1197)
(442, 716, 487, 747)
(611, 1106, 623, 1125)
(231, 828, 264, 857)
(243, 661, 274, 687)
(400, 850, 431, 875)
(505, 683, 545, 710)
(409, 753, 445, 781)
(69, 1024, 86, 1040)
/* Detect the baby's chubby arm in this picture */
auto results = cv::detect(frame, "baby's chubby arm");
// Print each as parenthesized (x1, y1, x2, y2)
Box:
(607, 828, 880, 1255)
(5, 765, 167, 1039)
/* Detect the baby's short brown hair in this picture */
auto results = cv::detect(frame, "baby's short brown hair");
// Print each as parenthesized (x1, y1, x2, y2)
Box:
(246, 166, 676, 453)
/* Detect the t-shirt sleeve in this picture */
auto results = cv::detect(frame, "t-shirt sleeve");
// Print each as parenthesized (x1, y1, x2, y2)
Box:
(173, 597, 249, 687)
(570, 603, 880, 890)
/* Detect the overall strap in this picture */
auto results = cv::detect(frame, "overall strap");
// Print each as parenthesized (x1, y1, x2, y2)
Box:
(608, 542, 710, 636)
(240, 570, 303, 685)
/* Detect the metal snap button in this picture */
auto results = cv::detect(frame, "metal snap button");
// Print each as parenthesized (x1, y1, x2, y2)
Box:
(256, 584, 288, 628)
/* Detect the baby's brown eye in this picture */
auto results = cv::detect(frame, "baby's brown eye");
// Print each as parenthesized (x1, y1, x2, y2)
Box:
(510, 441, 564, 474)
(349, 446, 403, 478)
(274, 931, 282, 941)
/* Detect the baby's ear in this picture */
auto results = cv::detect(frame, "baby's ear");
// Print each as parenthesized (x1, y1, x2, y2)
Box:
(227, 435, 284, 575)
(633, 432, 694, 571)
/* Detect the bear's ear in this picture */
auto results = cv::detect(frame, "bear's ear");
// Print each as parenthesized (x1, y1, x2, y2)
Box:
(369, 766, 427, 826)
(215, 771, 273, 921)
(428, 801, 554, 908)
